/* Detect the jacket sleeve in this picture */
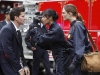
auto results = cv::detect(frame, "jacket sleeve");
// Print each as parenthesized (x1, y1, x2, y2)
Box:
(25, 25, 33, 49)
(20, 46, 27, 67)
(72, 23, 86, 65)
(1, 28, 22, 72)
(0, 22, 4, 30)
(36, 28, 60, 45)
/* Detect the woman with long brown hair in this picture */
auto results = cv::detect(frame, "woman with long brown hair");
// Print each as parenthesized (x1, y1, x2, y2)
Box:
(62, 4, 92, 75)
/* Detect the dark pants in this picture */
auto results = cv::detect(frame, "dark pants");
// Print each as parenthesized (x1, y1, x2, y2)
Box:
(32, 46, 51, 75)
(0, 65, 4, 75)
(65, 54, 88, 75)
(72, 63, 88, 75)
(52, 49, 68, 75)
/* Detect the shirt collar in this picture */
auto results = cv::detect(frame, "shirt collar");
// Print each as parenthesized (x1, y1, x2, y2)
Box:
(5, 20, 9, 24)
(11, 21, 19, 31)
(49, 22, 56, 28)
(38, 23, 43, 28)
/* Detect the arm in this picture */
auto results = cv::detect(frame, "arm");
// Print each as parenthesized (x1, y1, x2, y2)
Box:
(20, 48, 30, 75)
(72, 23, 86, 65)
(20, 46, 27, 67)
(25, 25, 34, 50)
(0, 22, 4, 30)
(36, 28, 60, 45)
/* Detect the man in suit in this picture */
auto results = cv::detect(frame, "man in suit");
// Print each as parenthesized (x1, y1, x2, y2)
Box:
(0, 7, 30, 75)
(0, 9, 11, 30)
(25, 16, 51, 75)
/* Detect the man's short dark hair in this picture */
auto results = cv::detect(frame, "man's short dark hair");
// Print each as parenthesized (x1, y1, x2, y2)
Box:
(10, 7, 25, 21)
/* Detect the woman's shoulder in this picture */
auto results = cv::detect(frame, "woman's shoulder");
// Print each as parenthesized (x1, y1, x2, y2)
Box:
(75, 21, 83, 26)
(53, 22, 62, 31)
(74, 21, 85, 29)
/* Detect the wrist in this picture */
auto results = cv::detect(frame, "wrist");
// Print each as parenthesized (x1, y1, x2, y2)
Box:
(24, 66, 29, 69)
(18, 68, 23, 72)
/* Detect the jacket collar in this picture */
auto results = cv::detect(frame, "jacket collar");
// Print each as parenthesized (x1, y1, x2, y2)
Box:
(9, 22, 21, 45)
(70, 20, 77, 27)
(3, 20, 7, 25)
(49, 21, 57, 29)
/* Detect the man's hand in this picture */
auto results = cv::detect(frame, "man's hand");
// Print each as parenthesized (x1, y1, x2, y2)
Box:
(19, 69, 25, 75)
(68, 64, 75, 74)
(24, 67, 30, 75)
(31, 47, 36, 51)
(34, 27, 37, 29)
(47, 50, 51, 53)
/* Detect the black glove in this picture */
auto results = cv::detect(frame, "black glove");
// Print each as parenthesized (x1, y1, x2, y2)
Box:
(68, 64, 75, 74)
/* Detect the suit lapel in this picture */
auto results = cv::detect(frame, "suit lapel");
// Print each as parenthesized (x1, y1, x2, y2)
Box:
(10, 22, 21, 45)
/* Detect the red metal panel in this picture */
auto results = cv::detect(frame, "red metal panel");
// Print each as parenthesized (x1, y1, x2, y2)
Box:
(89, 32, 97, 44)
(76, 0, 89, 29)
(90, 0, 100, 30)
(0, 14, 4, 21)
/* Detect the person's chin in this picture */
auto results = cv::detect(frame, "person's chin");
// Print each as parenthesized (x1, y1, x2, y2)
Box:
(63, 17, 66, 20)
(63, 18, 66, 21)
(21, 22, 24, 25)
(42, 23, 45, 25)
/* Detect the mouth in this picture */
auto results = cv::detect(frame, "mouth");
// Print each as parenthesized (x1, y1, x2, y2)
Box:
(62, 16, 65, 19)
(62, 16, 64, 18)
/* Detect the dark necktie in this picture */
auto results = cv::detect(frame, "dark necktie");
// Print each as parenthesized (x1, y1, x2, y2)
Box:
(17, 30, 22, 44)
(17, 30, 22, 57)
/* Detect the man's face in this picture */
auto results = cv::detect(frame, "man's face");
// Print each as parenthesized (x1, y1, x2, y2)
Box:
(16, 12, 25, 25)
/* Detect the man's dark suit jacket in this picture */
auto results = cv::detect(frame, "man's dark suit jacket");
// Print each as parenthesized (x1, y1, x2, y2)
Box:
(0, 20, 7, 30)
(0, 22, 27, 75)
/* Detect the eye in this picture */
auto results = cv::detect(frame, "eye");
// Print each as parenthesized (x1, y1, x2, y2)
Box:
(62, 12, 65, 14)
(42, 16, 45, 18)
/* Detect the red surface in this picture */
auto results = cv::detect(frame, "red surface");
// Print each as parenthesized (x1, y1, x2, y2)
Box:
(0, 14, 4, 21)
(91, 0, 100, 30)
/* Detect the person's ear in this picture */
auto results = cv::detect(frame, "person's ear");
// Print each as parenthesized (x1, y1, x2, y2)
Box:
(69, 12, 73, 16)
(15, 16, 18, 21)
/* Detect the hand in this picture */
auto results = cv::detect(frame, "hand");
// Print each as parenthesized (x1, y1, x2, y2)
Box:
(47, 50, 51, 53)
(31, 47, 36, 51)
(68, 64, 75, 74)
(19, 69, 25, 75)
(24, 67, 30, 75)
(34, 27, 37, 29)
